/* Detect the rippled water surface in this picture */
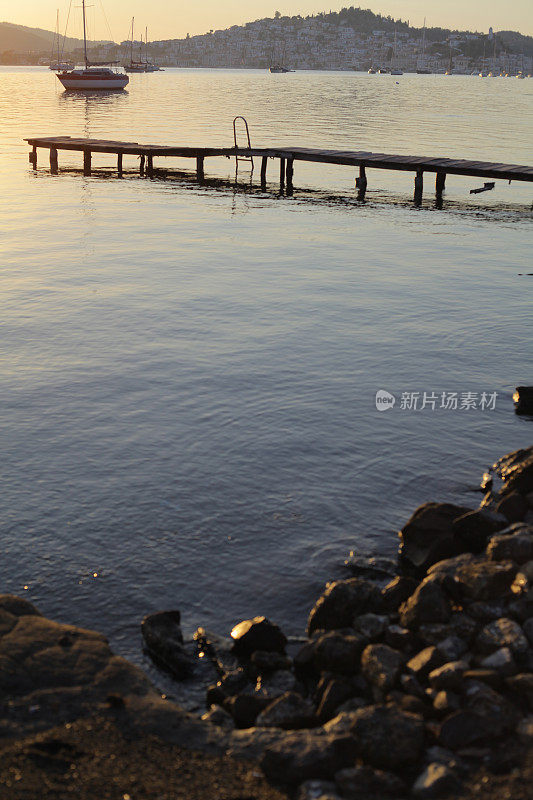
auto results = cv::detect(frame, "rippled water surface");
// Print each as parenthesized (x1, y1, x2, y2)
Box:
(1, 68, 532, 670)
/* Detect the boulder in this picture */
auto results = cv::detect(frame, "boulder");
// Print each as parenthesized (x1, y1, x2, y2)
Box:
(464, 681, 520, 736)
(360, 644, 404, 691)
(428, 661, 469, 692)
(487, 528, 533, 564)
(462, 669, 502, 690)
(349, 704, 425, 770)
(307, 579, 381, 636)
(495, 492, 529, 523)
(491, 447, 533, 498)
(250, 650, 292, 676)
(316, 678, 361, 723)
(505, 674, 533, 710)
(438, 710, 487, 750)
(256, 669, 298, 701)
(200, 705, 235, 729)
(0, 595, 42, 618)
(385, 624, 416, 651)
(435, 636, 468, 662)
(261, 730, 358, 786)
(352, 613, 388, 640)
(334, 765, 405, 798)
(513, 387, 533, 415)
(407, 647, 447, 680)
(479, 647, 516, 676)
(343, 555, 397, 581)
(433, 690, 461, 716)
(381, 575, 418, 611)
(452, 509, 507, 552)
(256, 691, 317, 730)
(230, 617, 287, 657)
(476, 618, 529, 658)
(296, 780, 339, 800)
(141, 610, 194, 680)
(399, 577, 451, 629)
(452, 559, 517, 601)
(310, 631, 367, 675)
(224, 693, 270, 728)
(398, 503, 471, 575)
(412, 763, 461, 798)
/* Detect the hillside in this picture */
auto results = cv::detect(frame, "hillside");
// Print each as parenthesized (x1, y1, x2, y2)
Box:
(0, 21, 109, 54)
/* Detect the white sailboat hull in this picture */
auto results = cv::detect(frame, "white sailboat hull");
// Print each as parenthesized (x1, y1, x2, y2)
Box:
(57, 72, 129, 90)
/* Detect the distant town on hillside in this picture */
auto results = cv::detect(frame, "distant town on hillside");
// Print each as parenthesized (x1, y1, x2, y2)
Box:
(2, 6, 532, 74)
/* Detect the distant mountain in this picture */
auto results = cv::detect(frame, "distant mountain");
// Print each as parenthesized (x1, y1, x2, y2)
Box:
(0, 21, 110, 54)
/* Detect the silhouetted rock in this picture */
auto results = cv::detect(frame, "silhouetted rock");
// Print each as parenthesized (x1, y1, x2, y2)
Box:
(261, 730, 358, 785)
(349, 704, 425, 769)
(476, 618, 529, 657)
(141, 611, 194, 680)
(452, 509, 507, 552)
(513, 387, 533, 415)
(230, 617, 287, 657)
(412, 762, 461, 798)
(438, 710, 487, 750)
(307, 578, 381, 636)
(335, 765, 406, 798)
(428, 661, 469, 692)
(496, 492, 529, 523)
(399, 503, 471, 575)
(361, 644, 404, 691)
(399, 577, 451, 629)
(256, 692, 317, 729)
(310, 631, 367, 675)
(487, 527, 533, 564)
(225, 693, 270, 728)
(407, 647, 447, 680)
(381, 575, 418, 611)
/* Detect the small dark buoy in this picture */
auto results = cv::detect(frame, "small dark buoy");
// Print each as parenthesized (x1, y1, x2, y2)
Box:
(513, 386, 533, 415)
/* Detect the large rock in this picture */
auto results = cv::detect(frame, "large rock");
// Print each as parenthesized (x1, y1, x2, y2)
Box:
(407, 647, 447, 680)
(412, 763, 460, 798)
(141, 610, 194, 680)
(495, 492, 530, 523)
(360, 644, 404, 691)
(261, 730, 358, 786)
(335, 765, 405, 798)
(476, 618, 529, 657)
(452, 559, 517, 601)
(381, 576, 418, 611)
(316, 678, 363, 723)
(428, 661, 469, 692)
(464, 681, 520, 736)
(349, 704, 425, 770)
(438, 710, 488, 750)
(225, 693, 270, 728)
(399, 503, 471, 575)
(399, 577, 451, 629)
(489, 447, 533, 500)
(487, 528, 533, 564)
(230, 617, 287, 657)
(256, 692, 317, 730)
(307, 579, 382, 636)
(310, 631, 367, 675)
(452, 509, 507, 552)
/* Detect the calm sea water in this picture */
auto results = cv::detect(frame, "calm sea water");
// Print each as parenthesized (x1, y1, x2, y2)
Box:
(1, 68, 532, 676)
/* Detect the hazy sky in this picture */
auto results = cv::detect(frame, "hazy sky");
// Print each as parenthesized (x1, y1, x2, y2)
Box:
(3, 1, 532, 41)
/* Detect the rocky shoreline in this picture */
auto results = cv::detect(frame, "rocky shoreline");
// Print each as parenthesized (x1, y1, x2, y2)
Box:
(1, 445, 532, 799)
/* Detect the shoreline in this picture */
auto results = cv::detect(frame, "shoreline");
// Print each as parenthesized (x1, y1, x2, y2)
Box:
(1, 444, 532, 798)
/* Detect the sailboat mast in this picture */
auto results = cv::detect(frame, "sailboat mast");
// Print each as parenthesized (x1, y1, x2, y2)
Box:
(82, 0, 88, 68)
(56, 9, 60, 62)
(131, 17, 134, 63)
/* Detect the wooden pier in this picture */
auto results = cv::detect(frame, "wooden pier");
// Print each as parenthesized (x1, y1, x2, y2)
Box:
(25, 136, 533, 204)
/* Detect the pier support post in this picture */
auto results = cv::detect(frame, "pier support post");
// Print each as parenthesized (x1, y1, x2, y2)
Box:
(286, 158, 294, 195)
(147, 154, 154, 178)
(29, 146, 37, 169)
(414, 169, 424, 205)
(49, 148, 58, 174)
(260, 156, 268, 190)
(117, 152, 123, 177)
(435, 171, 446, 207)
(279, 158, 286, 192)
(196, 156, 204, 182)
(139, 155, 145, 176)
(83, 149, 92, 177)
(356, 165, 367, 200)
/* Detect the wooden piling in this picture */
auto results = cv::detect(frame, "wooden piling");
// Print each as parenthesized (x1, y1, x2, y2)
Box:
(83, 149, 92, 177)
(260, 156, 268, 189)
(414, 169, 424, 205)
(196, 156, 204, 182)
(436, 171, 446, 196)
(286, 158, 294, 194)
(30, 145, 37, 169)
(147, 154, 154, 178)
(117, 152, 123, 177)
(279, 157, 286, 192)
(49, 147, 58, 174)
(139, 155, 145, 176)
(356, 165, 367, 200)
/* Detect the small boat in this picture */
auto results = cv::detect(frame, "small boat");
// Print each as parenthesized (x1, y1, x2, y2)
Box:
(269, 65, 292, 73)
(377, 68, 387, 74)
(49, 9, 73, 71)
(124, 19, 147, 73)
(57, 0, 128, 90)
(367, 67, 376, 74)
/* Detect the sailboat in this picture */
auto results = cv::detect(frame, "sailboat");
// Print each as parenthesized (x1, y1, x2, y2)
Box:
(416, 18, 431, 73)
(57, 0, 129, 90)
(125, 19, 147, 72)
(143, 28, 163, 71)
(49, 9, 73, 71)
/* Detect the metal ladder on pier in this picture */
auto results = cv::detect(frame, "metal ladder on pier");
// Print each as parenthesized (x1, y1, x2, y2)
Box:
(233, 116, 254, 173)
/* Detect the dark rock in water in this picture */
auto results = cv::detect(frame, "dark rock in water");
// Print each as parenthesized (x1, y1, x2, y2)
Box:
(0, 594, 42, 618)
(225, 693, 270, 728)
(452, 509, 507, 552)
(261, 730, 358, 786)
(141, 611, 194, 680)
(438, 710, 487, 750)
(230, 617, 287, 658)
(310, 631, 367, 675)
(495, 491, 529, 523)
(250, 650, 292, 676)
(492, 446, 533, 498)
(476, 618, 529, 658)
(193, 627, 239, 675)
(399, 503, 472, 575)
(307, 578, 382, 636)
(381, 575, 419, 611)
(360, 644, 404, 691)
(412, 763, 461, 798)
(256, 691, 317, 730)
(343, 554, 397, 581)
(335, 765, 406, 798)
(513, 386, 533, 415)
(399, 577, 451, 629)
(487, 528, 533, 564)
(349, 704, 425, 770)
(407, 647, 447, 680)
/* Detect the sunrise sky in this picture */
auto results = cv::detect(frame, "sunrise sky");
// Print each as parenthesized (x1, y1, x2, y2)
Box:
(3, 0, 532, 41)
